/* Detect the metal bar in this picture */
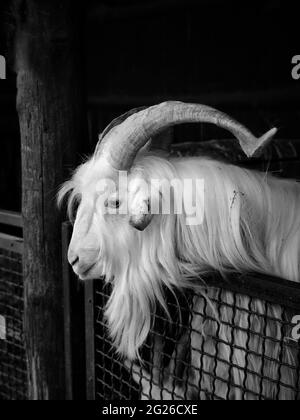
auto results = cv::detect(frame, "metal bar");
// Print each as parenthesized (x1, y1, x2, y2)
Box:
(203, 272, 300, 312)
(0, 233, 23, 255)
(85, 279, 95, 400)
(0, 210, 23, 228)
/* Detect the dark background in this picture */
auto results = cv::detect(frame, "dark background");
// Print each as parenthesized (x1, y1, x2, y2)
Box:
(1, 0, 300, 211)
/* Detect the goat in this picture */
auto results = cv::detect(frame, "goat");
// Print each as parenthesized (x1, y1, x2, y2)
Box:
(59, 102, 300, 398)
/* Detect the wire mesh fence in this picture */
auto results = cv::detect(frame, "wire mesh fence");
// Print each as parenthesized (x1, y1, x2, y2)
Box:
(0, 246, 27, 400)
(93, 275, 300, 400)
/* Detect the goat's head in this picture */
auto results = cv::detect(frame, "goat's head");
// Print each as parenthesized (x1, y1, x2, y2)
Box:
(59, 101, 277, 282)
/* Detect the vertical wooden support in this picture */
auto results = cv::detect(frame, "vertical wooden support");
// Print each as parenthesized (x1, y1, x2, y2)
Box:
(14, 0, 86, 399)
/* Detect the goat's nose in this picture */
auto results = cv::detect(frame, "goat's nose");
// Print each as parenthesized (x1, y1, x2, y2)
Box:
(68, 248, 79, 266)
(69, 256, 79, 267)
(68, 247, 98, 277)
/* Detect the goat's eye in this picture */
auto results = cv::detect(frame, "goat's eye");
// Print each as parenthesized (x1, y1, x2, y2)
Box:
(74, 201, 80, 214)
(105, 198, 121, 209)
(114, 200, 121, 209)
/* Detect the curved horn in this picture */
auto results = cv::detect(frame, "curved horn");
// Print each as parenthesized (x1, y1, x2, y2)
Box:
(96, 101, 277, 171)
(95, 106, 148, 155)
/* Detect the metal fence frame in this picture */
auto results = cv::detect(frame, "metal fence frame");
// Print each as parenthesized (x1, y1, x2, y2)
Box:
(89, 272, 300, 400)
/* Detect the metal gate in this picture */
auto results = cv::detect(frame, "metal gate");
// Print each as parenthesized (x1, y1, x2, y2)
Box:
(0, 210, 27, 400)
(90, 273, 300, 400)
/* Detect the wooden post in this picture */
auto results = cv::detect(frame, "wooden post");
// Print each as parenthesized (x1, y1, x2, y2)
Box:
(14, 0, 86, 399)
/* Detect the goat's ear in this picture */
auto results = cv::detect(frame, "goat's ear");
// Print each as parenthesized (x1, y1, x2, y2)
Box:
(128, 194, 153, 231)
(137, 129, 173, 157)
(138, 139, 152, 155)
(128, 175, 153, 231)
(129, 212, 153, 231)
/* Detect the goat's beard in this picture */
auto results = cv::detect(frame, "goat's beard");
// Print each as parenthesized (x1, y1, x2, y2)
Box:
(103, 213, 182, 360)
(101, 156, 300, 360)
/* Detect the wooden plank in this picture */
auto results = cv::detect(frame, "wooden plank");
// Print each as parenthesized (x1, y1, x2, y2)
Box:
(0, 210, 23, 228)
(14, 0, 86, 400)
(0, 233, 23, 255)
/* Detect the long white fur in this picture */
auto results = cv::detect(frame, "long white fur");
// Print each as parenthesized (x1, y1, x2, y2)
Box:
(59, 153, 300, 373)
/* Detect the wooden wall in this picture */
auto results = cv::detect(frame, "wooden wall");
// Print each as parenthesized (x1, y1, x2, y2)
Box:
(87, 0, 300, 144)
(0, 0, 20, 211)
(1, 0, 300, 212)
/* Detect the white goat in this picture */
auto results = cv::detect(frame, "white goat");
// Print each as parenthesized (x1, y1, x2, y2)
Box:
(59, 102, 300, 399)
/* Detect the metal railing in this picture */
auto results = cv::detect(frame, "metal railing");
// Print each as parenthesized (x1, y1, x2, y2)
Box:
(0, 210, 26, 400)
(92, 274, 300, 400)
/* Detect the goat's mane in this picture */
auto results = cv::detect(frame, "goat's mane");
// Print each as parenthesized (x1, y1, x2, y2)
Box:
(103, 155, 300, 359)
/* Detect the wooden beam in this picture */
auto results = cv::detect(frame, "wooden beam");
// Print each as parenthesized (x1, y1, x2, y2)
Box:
(0, 210, 23, 228)
(14, 0, 86, 400)
(0, 232, 23, 254)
